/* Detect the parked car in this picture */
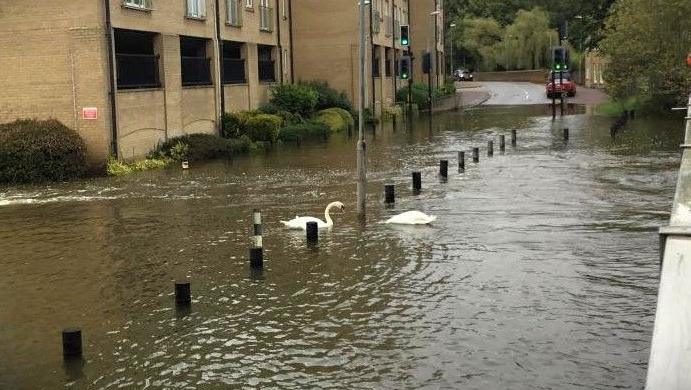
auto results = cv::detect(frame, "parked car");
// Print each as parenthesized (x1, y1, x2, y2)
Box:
(454, 69, 474, 81)
(546, 70, 576, 98)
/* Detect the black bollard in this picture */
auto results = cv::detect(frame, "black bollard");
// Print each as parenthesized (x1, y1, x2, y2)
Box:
(175, 281, 191, 305)
(306, 221, 318, 245)
(62, 328, 82, 358)
(563, 128, 569, 141)
(472, 148, 479, 163)
(630, 110, 635, 120)
(384, 184, 395, 204)
(412, 171, 422, 193)
(511, 130, 517, 147)
(458, 151, 465, 170)
(439, 160, 448, 178)
(249, 209, 263, 269)
(499, 135, 506, 152)
(488, 141, 494, 157)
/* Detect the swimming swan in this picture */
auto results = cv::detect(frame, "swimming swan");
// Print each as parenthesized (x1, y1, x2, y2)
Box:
(281, 201, 345, 230)
(385, 211, 437, 225)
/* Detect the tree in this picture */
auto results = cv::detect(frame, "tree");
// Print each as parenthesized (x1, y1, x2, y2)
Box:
(600, 0, 691, 110)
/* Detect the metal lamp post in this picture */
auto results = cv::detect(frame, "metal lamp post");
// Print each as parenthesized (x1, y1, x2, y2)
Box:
(449, 22, 456, 77)
(357, 0, 369, 216)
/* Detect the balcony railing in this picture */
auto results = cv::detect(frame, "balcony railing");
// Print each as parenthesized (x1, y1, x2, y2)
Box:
(258, 60, 275, 82)
(372, 10, 381, 33)
(259, 6, 273, 32)
(223, 58, 246, 84)
(181, 56, 212, 86)
(116, 53, 160, 89)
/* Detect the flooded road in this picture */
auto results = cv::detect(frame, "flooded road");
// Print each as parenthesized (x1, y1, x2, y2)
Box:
(0, 106, 684, 389)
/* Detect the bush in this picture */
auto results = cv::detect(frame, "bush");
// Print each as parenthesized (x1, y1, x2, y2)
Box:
(0, 119, 87, 183)
(107, 156, 169, 177)
(354, 107, 378, 125)
(244, 114, 282, 143)
(269, 84, 318, 117)
(221, 112, 244, 139)
(314, 108, 354, 133)
(278, 121, 331, 143)
(396, 83, 439, 109)
(300, 80, 353, 112)
(150, 133, 251, 162)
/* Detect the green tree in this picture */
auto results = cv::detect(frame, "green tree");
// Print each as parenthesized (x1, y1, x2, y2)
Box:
(600, 0, 691, 110)
(450, 16, 502, 71)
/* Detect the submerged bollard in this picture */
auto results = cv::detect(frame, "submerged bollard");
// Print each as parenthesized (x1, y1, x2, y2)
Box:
(499, 135, 506, 152)
(384, 185, 395, 204)
(412, 171, 422, 193)
(306, 221, 318, 245)
(439, 160, 448, 178)
(249, 209, 263, 269)
(175, 281, 191, 305)
(564, 128, 569, 141)
(62, 328, 82, 358)
(472, 148, 480, 163)
(511, 130, 517, 146)
(458, 151, 465, 170)
(488, 141, 494, 157)
(630, 110, 635, 120)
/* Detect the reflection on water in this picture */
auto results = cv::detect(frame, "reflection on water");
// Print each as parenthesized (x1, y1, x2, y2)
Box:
(0, 106, 684, 389)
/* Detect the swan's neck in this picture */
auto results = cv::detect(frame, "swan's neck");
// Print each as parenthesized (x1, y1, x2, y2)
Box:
(324, 202, 339, 226)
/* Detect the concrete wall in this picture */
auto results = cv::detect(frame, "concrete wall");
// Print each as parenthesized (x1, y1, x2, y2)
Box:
(474, 70, 549, 84)
(0, 0, 112, 164)
(410, 0, 444, 88)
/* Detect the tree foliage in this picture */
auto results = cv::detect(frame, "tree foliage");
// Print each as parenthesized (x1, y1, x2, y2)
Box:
(600, 0, 691, 109)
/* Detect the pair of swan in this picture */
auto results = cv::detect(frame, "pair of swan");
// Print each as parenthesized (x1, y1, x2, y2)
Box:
(280, 201, 436, 229)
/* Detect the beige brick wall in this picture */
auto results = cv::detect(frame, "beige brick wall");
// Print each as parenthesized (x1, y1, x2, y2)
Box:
(410, 0, 444, 87)
(0, 0, 113, 164)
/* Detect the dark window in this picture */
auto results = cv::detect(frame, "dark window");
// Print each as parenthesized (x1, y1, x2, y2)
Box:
(385, 48, 392, 77)
(258, 45, 275, 82)
(114, 29, 160, 89)
(373, 47, 381, 78)
(222, 41, 246, 84)
(180, 36, 212, 86)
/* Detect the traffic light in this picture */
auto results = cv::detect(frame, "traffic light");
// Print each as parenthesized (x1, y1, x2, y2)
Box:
(399, 56, 411, 80)
(400, 25, 410, 46)
(552, 46, 568, 71)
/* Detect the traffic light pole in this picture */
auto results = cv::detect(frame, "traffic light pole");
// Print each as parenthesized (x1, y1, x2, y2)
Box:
(558, 33, 564, 117)
(551, 70, 556, 120)
(356, 0, 367, 216)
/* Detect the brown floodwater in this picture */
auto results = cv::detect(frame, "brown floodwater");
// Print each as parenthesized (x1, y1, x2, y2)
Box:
(0, 105, 684, 389)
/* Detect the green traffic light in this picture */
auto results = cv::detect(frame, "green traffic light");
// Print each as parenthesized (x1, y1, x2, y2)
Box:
(402, 39, 408, 45)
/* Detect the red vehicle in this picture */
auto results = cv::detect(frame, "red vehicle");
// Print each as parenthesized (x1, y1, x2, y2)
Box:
(546, 71, 577, 98)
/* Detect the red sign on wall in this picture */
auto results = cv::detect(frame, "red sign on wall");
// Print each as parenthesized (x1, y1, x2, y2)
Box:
(82, 107, 98, 120)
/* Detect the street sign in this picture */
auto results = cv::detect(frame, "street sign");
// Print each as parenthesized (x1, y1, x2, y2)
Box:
(82, 107, 98, 120)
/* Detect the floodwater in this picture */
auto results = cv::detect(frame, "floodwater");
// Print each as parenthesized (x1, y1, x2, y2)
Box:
(0, 106, 684, 389)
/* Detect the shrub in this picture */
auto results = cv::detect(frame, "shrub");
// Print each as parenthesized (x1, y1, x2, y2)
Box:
(0, 119, 87, 183)
(354, 107, 378, 125)
(150, 133, 250, 162)
(269, 84, 318, 117)
(278, 121, 331, 143)
(107, 156, 169, 177)
(396, 83, 439, 109)
(245, 114, 282, 143)
(314, 108, 354, 133)
(221, 112, 244, 138)
(300, 80, 353, 112)
(382, 105, 403, 121)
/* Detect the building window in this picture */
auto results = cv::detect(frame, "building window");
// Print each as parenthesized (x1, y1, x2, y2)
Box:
(385, 48, 392, 77)
(258, 45, 276, 82)
(282, 0, 287, 20)
(373, 46, 381, 78)
(186, 0, 206, 19)
(114, 29, 160, 89)
(180, 36, 212, 86)
(222, 41, 246, 84)
(123, 0, 152, 10)
(259, 0, 273, 31)
(227, 0, 242, 26)
(245, 0, 253, 9)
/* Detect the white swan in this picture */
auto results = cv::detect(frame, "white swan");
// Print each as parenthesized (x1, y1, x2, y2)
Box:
(385, 211, 437, 225)
(281, 201, 345, 230)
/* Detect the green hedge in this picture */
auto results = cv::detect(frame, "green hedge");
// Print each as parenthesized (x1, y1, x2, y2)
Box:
(314, 108, 354, 133)
(245, 114, 282, 143)
(299, 80, 353, 112)
(149, 133, 251, 162)
(396, 83, 438, 109)
(268, 84, 318, 117)
(278, 121, 331, 143)
(0, 119, 87, 183)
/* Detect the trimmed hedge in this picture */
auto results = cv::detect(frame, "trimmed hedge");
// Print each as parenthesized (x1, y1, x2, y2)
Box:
(314, 108, 354, 133)
(149, 133, 251, 162)
(0, 119, 87, 183)
(245, 114, 282, 143)
(278, 121, 331, 143)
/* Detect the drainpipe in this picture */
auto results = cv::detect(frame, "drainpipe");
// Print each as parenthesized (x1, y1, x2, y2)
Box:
(275, 0, 283, 83)
(434, 0, 438, 87)
(392, 1, 396, 103)
(288, 0, 294, 83)
(369, 2, 375, 113)
(103, 0, 119, 158)
(215, 0, 225, 121)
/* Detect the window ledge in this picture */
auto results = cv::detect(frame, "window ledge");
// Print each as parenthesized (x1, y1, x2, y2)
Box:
(223, 82, 249, 86)
(118, 87, 163, 93)
(182, 84, 214, 89)
(245, 7, 254, 12)
(226, 22, 243, 28)
(122, 4, 153, 12)
(185, 15, 207, 21)
(259, 28, 274, 33)
(259, 81, 278, 85)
